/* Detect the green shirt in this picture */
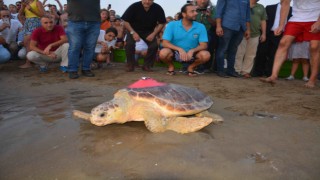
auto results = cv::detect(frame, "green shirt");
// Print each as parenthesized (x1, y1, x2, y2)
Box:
(195, 6, 216, 31)
(250, 3, 267, 38)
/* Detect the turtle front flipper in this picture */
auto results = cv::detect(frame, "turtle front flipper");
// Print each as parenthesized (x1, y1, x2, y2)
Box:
(73, 110, 91, 121)
(143, 112, 166, 133)
(165, 116, 213, 134)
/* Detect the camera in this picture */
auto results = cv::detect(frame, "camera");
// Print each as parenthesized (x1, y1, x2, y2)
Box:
(197, 8, 207, 12)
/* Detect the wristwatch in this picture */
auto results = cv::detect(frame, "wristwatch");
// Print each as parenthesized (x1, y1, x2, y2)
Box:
(130, 31, 135, 35)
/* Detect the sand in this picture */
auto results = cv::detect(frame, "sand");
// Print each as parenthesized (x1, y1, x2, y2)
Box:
(0, 61, 319, 179)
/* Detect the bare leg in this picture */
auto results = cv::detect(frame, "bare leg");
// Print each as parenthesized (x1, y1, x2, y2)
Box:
(260, 35, 295, 85)
(187, 50, 211, 76)
(305, 40, 320, 88)
(290, 59, 299, 76)
(159, 48, 174, 72)
(19, 35, 32, 68)
(301, 58, 310, 79)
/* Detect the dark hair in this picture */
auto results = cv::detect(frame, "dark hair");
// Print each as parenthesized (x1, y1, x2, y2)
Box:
(105, 27, 118, 37)
(179, 3, 194, 20)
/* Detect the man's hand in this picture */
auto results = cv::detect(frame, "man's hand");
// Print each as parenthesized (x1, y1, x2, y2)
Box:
(216, 26, 224, 36)
(132, 33, 140, 42)
(146, 33, 156, 42)
(244, 29, 250, 40)
(178, 48, 189, 62)
(186, 49, 195, 61)
(0, 23, 10, 31)
(43, 44, 53, 55)
(310, 21, 320, 33)
(274, 25, 285, 36)
(260, 34, 266, 42)
(47, 52, 57, 59)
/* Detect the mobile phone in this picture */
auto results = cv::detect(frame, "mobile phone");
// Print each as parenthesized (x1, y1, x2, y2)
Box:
(3, 18, 10, 26)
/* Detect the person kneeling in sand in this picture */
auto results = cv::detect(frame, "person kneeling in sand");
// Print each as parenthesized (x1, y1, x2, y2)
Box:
(27, 15, 69, 73)
(159, 3, 210, 77)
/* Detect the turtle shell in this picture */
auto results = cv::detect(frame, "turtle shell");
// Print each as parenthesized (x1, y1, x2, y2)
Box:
(123, 83, 213, 116)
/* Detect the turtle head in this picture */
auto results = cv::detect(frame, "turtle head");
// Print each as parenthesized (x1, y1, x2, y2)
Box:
(90, 101, 123, 126)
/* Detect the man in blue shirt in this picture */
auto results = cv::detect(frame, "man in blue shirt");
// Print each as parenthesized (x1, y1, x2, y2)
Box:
(159, 3, 210, 77)
(215, 0, 251, 77)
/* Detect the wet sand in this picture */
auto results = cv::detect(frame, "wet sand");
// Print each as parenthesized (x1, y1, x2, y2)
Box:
(0, 61, 320, 179)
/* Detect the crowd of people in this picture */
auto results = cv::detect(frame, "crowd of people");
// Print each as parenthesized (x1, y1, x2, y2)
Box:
(0, 0, 319, 87)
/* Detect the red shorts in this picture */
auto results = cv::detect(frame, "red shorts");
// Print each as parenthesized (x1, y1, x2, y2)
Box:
(284, 22, 320, 41)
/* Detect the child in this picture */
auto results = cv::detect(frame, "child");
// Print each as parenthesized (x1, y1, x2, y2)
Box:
(286, 41, 310, 82)
(95, 27, 118, 68)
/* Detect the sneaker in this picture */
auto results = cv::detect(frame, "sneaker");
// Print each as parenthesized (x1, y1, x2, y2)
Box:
(59, 66, 68, 73)
(193, 70, 205, 75)
(285, 75, 294, 80)
(69, 71, 79, 79)
(81, 70, 95, 77)
(302, 76, 309, 82)
(39, 66, 48, 73)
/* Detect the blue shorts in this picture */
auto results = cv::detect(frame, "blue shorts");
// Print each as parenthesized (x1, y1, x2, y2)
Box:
(173, 50, 195, 62)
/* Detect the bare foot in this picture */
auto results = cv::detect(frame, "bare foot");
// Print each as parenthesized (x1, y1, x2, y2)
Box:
(304, 81, 315, 88)
(19, 63, 32, 69)
(259, 77, 276, 86)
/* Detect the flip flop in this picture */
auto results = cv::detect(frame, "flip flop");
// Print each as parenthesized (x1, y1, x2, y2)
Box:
(166, 70, 176, 76)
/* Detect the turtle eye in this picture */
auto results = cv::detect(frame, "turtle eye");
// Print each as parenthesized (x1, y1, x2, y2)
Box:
(100, 113, 105, 117)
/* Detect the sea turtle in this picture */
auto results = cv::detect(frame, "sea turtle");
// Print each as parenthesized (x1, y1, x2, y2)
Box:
(73, 78, 223, 134)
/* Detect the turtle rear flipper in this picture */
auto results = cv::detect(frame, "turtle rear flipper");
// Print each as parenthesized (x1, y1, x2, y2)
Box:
(196, 111, 224, 124)
(166, 116, 213, 134)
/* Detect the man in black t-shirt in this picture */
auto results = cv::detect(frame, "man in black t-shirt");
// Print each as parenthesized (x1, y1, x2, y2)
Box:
(122, 0, 166, 72)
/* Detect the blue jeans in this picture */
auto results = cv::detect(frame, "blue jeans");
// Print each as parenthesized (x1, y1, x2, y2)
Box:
(0, 45, 11, 63)
(67, 21, 100, 72)
(216, 27, 244, 74)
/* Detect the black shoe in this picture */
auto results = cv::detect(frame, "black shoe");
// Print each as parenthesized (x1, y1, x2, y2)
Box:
(217, 71, 229, 78)
(81, 70, 95, 77)
(69, 71, 79, 79)
(227, 72, 240, 78)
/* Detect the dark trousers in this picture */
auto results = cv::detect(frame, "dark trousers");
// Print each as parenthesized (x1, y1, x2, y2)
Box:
(125, 31, 158, 68)
(253, 32, 282, 76)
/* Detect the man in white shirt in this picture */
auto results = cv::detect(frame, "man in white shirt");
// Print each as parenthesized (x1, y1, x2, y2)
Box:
(0, 10, 23, 58)
(261, 0, 320, 88)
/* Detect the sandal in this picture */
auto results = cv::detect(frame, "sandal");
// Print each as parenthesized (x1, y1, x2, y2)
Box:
(187, 71, 197, 77)
(166, 70, 176, 76)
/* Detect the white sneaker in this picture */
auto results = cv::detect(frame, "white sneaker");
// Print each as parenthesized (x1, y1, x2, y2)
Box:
(303, 76, 309, 82)
(286, 75, 295, 80)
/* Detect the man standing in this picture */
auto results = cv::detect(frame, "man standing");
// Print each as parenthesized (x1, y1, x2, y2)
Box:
(121, 0, 166, 72)
(67, 0, 101, 79)
(253, 3, 292, 77)
(260, 0, 320, 88)
(215, 0, 251, 77)
(234, 0, 267, 78)
(194, 0, 217, 72)
(27, 15, 68, 73)
(159, 3, 210, 76)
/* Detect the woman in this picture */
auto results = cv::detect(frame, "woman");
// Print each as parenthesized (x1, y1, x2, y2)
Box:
(18, 0, 45, 68)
